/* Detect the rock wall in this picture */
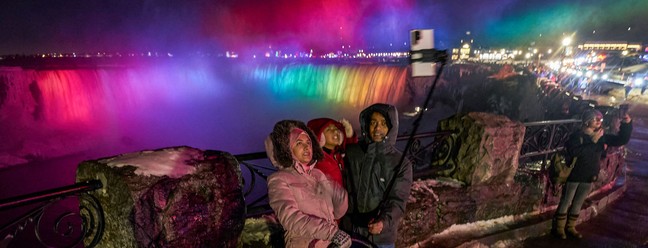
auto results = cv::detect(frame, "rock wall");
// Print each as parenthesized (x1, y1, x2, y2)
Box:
(399, 177, 544, 246)
(436, 112, 526, 185)
(76, 146, 245, 247)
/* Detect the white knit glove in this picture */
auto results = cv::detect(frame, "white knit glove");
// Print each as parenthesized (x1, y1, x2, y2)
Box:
(339, 118, 354, 138)
(330, 229, 351, 248)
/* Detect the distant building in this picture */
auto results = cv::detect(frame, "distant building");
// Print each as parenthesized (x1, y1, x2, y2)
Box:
(577, 41, 642, 52)
(452, 31, 474, 60)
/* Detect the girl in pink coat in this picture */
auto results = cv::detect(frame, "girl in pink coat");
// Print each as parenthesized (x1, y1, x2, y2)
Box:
(265, 120, 351, 248)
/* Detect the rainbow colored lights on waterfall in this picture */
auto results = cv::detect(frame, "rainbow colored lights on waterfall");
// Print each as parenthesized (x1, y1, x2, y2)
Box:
(250, 64, 409, 107)
(30, 66, 224, 127)
(11, 63, 411, 130)
(1, 63, 414, 155)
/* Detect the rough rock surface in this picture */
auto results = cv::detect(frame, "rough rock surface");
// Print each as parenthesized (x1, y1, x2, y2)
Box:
(76, 146, 245, 247)
(437, 112, 526, 185)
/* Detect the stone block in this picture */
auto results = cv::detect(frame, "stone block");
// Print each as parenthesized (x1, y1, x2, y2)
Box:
(76, 146, 245, 247)
(438, 112, 526, 185)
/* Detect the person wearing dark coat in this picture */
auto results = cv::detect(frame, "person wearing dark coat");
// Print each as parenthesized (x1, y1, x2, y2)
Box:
(342, 103, 413, 248)
(552, 109, 632, 239)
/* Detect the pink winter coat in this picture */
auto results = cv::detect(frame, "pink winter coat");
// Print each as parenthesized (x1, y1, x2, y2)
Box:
(267, 167, 348, 248)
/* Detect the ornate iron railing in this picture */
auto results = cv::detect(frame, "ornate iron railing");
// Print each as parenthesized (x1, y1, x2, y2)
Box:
(518, 119, 582, 174)
(0, 180, 105, 248)
(234, 152, 276, 217)
(235, 131, 455, 217)
(517, 119, 582, 204)
(396, 131, 456, 179)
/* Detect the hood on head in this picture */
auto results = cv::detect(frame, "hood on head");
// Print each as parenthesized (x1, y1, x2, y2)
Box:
(359, 103, 399, 145)
(266, 120, 323, 169)
(307, 118, 347, 148)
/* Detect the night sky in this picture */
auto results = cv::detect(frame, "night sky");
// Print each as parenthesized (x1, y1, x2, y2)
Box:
(0, 0, 646, 55)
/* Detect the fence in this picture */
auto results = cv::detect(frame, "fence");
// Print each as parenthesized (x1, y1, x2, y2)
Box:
(0, 180, 104, 248)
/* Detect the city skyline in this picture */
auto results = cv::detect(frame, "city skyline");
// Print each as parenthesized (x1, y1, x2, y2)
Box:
(1, 0, 647, 55)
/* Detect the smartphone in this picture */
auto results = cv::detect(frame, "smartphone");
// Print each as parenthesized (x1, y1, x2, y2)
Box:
(410, 29, 435, 77)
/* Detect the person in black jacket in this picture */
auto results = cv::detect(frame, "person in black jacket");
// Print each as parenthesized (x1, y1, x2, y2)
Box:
(342, 103, 413, 248)
(552, 109, 632, 239)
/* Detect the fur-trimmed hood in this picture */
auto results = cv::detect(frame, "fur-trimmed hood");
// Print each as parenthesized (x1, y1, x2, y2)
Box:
(265, 120, 324, 169)
(306, 118, 348, 149)
(359, 103, 399, 145)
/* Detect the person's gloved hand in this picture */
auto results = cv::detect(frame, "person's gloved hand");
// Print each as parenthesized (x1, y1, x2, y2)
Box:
(339, 119, 354, 138)
(330, 229, 351, 248)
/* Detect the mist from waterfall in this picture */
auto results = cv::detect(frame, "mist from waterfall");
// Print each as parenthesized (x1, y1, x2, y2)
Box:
(0, 60, 417, 167)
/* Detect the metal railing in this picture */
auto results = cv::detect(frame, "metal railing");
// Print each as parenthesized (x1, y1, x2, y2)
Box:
(518, 119, 582, 205)
(236, 131, 456, 217)
(518, 119, 582, 174)
(0, 180, 105, 248)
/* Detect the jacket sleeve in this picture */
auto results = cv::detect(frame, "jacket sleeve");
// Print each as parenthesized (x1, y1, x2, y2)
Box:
(345, 132, 359, 146)
(331, 180, 349, 220)
(603, 121, 633, 147)
(379, 156, 413, 230)
(267, 173, 339, 241)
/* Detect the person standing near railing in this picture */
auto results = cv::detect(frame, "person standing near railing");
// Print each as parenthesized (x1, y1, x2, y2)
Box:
(552, 109, 632, 239)
(265, 120, 352, 248)
(624, 80, 633, 100)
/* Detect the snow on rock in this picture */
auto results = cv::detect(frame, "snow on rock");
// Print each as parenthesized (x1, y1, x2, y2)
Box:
(100, 146, 200, 178)
(77, 146, 245, 247)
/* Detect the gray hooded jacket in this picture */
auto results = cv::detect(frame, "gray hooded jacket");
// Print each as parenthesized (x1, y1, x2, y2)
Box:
(343, 103, 413, 245)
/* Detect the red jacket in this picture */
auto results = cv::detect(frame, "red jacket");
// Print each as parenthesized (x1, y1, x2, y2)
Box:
(307, 118, 357, 189)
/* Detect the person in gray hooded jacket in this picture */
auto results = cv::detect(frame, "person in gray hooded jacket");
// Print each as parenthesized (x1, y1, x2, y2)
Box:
(342, 103, 413, 248)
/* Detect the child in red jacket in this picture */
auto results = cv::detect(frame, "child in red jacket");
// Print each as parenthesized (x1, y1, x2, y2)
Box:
(307, 118, 357, 189)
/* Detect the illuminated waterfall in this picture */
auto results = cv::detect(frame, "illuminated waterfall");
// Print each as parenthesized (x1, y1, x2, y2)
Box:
(250, 64, 409, 107)
(0, 62, 413, 160)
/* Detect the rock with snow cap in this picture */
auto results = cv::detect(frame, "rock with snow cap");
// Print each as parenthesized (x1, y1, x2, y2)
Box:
(76, 146, 245, 247)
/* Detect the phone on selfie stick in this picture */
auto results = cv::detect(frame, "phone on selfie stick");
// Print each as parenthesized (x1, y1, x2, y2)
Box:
(619, 103, 629, 117)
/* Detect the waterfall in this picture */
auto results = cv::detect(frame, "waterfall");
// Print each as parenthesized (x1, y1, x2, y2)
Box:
(0, 62, 414, 167)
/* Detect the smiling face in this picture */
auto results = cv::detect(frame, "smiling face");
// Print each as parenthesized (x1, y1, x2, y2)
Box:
(291, 133, 313, 165)
(369, 112, 389, 142)
(323, 124, 342, 149)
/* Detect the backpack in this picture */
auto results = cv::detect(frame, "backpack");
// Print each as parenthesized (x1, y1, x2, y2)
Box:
(549, 151, 577, 184)
(549, 136, 583, 184)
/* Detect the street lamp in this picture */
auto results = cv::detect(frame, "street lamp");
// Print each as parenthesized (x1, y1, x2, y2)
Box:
(621, 50, 629, 68)
(561, 37, 573, 68)
(620, 50, 629, 79)
(561, 37, 572, 47)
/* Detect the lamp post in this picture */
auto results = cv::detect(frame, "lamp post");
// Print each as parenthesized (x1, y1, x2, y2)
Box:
(620, 50, 629, 80)
(561, 37, 572, 68)
(620, 50, 628, 69)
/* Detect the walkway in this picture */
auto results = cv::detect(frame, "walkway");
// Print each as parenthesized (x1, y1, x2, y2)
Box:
(510, 99, 648, 247)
